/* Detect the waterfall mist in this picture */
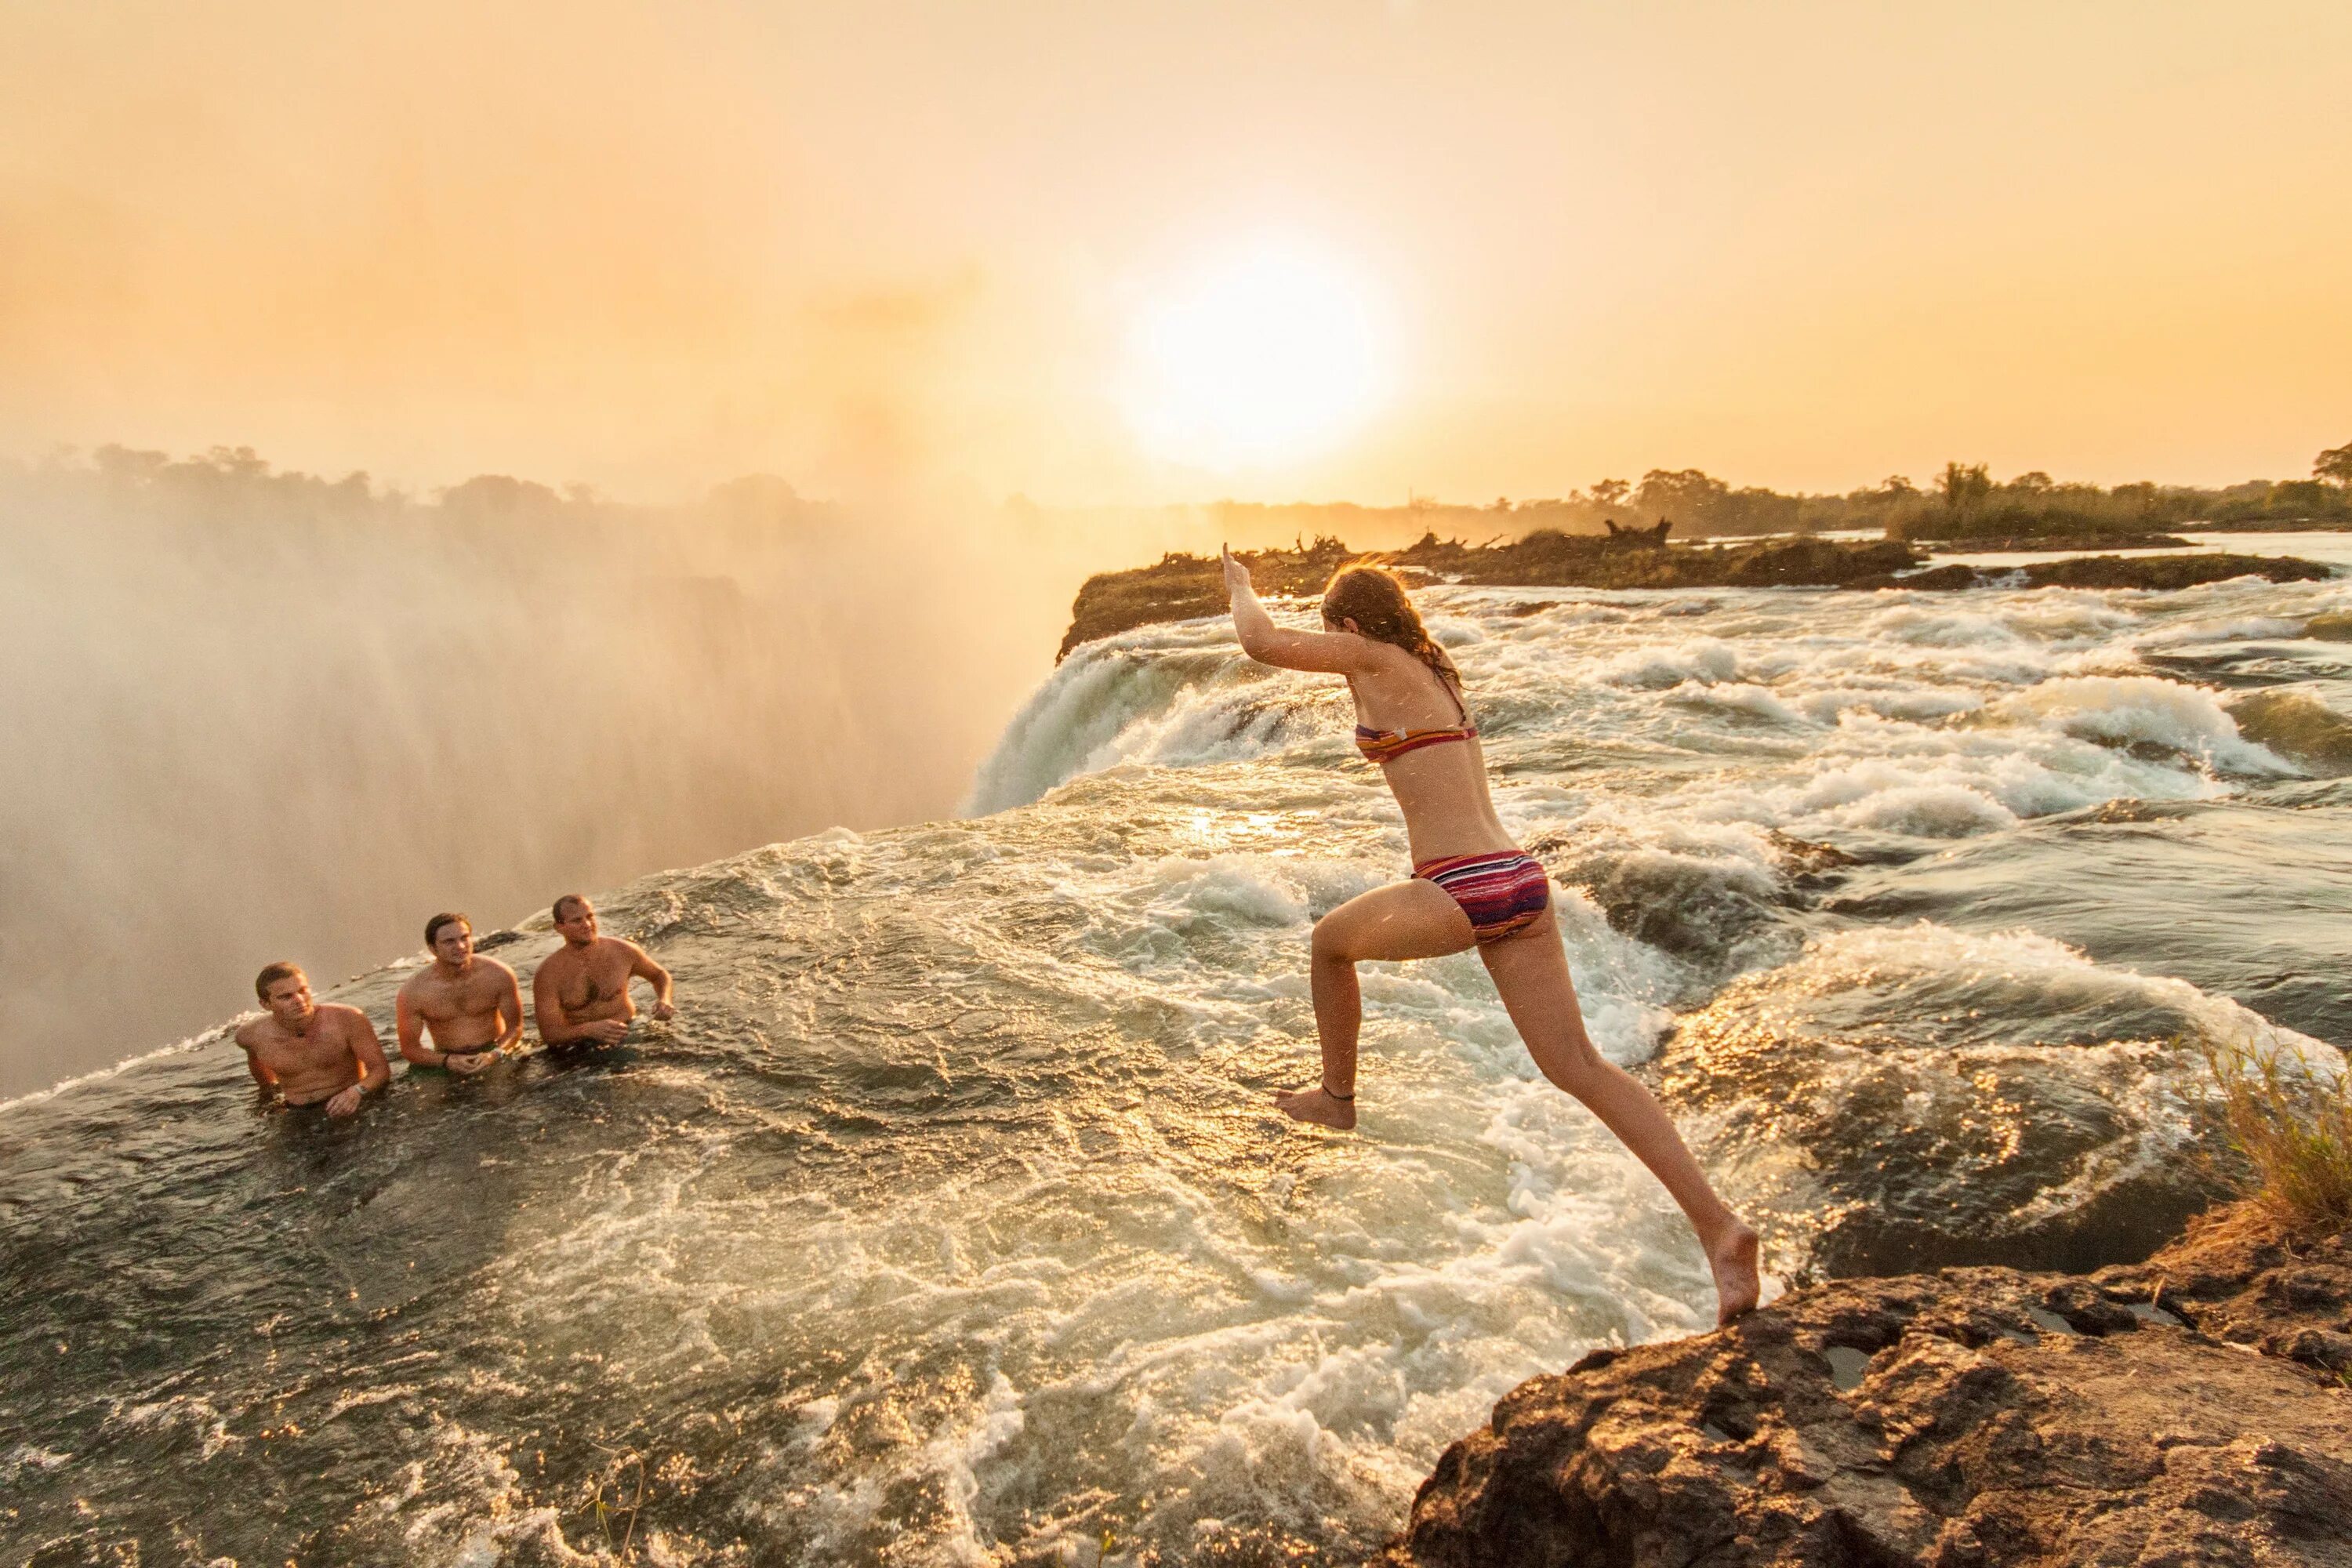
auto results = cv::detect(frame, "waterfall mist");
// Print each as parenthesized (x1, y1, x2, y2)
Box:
(0, 447, 1095, 1096)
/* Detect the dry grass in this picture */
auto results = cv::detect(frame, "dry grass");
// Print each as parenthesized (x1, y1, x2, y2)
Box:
(2198, 1034, 2352, 1240)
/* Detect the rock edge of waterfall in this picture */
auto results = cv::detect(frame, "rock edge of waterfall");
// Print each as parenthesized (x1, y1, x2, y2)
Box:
(1059, 536, 2332, 659)
(1378, 1203, 2352, 1568)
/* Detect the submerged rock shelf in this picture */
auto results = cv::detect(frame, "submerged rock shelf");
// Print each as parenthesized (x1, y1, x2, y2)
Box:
(1058, 534, 2333, 657)
(1381, 1205, 2352, 1568)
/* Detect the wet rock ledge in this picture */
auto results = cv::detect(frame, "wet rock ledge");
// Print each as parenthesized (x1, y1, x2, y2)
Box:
(1058, 535, 2331, 659)
(1379, 1207, 2352, 1568)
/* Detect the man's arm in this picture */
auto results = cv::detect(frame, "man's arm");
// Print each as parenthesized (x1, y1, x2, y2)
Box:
(532, 960, 574, 1044)
(394, 985, 445, 1067)
(236, 1029, 281, 1096)
(627, 943, 676, 1021)
(1222, 547, 1377, 674)
(325, 1011, 391, 1117)
(494, 963, 525, 1051)
(533, 956, 626, 1045)
(532, 959, 593, 1044)
(350, 1012, 391, 1093)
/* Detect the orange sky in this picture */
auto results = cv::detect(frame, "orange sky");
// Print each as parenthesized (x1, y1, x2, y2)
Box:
(3, 1, 2347, 504)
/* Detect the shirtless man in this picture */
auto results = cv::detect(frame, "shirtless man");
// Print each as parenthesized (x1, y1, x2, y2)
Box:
(234, 963, 390, 1116)
(533, 894, 677, 1047)
(394, 912, 524, 1074)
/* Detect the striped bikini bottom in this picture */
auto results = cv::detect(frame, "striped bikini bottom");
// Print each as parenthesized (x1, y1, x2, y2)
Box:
(1415, 850, 1552, 944)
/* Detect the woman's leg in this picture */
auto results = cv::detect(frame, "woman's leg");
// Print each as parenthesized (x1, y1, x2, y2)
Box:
(1479, 906, 1761, 1323)
(1276, 879, 1473, 1130)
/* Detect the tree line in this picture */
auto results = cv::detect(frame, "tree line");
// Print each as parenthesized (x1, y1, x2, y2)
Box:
(1202, 441, 2352, 543)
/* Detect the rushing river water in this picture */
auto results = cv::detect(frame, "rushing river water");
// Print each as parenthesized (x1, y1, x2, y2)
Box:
(7, 557, 2351, 1565)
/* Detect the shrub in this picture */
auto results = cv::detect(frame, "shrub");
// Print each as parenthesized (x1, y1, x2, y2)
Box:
(2198, 1034, 2352, 1239)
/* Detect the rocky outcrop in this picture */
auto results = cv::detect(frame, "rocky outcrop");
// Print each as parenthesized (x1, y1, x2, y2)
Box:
(1057, 539, 1357, 659)
(1056, 535, 1931, 659)
(1381, 1207, 2352, 1567)
(1875, 553, 2336, 594)
(1918, 532, 2194, 552)
(1057, 539, 2333, 658)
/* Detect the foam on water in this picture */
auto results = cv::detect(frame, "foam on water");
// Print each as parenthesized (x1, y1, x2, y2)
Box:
(1665, 920, 2331, 1275)
(9, 561, 2352, 1563)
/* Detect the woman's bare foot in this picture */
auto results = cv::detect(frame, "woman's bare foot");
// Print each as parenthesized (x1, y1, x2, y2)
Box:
(1709, 1222, 1762, 1326)
(1273, 1086, 1356, 1131)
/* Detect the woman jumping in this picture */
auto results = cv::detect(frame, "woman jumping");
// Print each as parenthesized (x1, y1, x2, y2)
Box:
(1222, 548, 1761, 1324)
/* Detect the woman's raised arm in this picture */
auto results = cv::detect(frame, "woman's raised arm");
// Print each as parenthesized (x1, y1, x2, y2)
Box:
(1222, 547, 1372, 674)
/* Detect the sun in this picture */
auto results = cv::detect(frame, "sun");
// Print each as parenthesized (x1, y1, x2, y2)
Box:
(1121, 239, 1392, 472)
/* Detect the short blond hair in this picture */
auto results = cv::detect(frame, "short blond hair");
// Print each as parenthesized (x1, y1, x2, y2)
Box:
(254, 961, 305, 1002)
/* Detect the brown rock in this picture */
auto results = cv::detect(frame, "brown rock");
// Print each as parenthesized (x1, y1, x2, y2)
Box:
(2098, 1205, 2352, 1348)
(1383, 1207, 2352, 1567)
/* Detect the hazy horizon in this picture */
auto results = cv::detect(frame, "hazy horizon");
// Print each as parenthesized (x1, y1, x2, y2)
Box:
(10, 436, 2343, 519)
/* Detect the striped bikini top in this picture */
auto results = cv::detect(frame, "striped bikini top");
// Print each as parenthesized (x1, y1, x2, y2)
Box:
(1353, 673, 1476, 764)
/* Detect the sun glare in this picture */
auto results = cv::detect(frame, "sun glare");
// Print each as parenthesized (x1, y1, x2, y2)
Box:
(1122, 240, 1391, 472)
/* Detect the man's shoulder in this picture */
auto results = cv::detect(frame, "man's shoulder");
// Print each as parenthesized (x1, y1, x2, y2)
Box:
(476, 954, 521, 982)
(595, 935, 647, 960)
(318, 1002, 372, 1029)
(232, 1018, 268, 1048)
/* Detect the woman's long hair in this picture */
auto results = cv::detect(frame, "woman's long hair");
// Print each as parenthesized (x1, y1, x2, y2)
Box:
(1321, 564, 1461, 691)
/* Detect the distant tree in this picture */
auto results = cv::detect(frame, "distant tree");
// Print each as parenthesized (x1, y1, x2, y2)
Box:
(93, 444, 172, 481)
(2274, 480, 2329, 514)
(1590, 478, 1630, 510)
(1878, 474, 1918, 499)
(441, 473, 567, 518)
(2318, 442, 2352, 488)
(1634, 468, 1730, 529)
(1719, 486, 1801, 535)
(1936, 462, 1992, 514)
(2008, 470, 2053, 494)
(203, 445, 270, 478)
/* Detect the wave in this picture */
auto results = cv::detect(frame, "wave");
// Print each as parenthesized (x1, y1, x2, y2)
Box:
(1991, 674, 2294, 774)
(964, 625, 1333, 814)
(2227, 688, 2352, 775)
(1666, 922, 2336, 1277)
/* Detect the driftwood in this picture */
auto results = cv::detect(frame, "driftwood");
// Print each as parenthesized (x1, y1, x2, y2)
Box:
(1602, 517, 1674, 547)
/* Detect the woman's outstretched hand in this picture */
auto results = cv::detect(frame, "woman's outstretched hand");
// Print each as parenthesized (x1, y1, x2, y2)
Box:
(1220, 545, 1253, 600)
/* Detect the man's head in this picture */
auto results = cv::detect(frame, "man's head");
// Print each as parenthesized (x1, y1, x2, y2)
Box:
(254, 962, 314, 1026)
(425, 912, 473, 967)
(552, 895, 597, 947)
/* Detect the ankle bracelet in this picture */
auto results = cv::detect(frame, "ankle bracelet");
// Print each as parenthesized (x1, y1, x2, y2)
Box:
(1323, 1084, 1354, 1101)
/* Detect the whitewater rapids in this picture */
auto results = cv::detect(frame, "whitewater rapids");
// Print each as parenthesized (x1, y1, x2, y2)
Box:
(7, 566, 2351, 1564)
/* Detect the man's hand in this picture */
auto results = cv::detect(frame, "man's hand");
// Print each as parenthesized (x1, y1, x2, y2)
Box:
(1221, 545, 1253, 600)
(447, 1050, 496, 1076)
(325, 1083, 365, 1119)
(585, 1019, 629, 1044)
(649, 1000, 677, 1023)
